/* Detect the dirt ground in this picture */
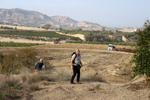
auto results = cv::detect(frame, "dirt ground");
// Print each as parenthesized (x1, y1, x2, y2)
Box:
(34, 44, 133, 83)
(1, 43, 149, 100)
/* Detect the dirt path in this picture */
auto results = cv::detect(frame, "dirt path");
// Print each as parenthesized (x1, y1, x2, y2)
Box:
(23, 79, 150, 100)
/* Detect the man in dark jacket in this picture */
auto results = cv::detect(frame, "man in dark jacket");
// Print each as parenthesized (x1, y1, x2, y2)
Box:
(37, 59, 44, 72)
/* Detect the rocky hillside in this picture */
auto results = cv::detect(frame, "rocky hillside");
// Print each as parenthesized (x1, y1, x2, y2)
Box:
(0, 8, 54, 26)
(0, 8, 136, 31)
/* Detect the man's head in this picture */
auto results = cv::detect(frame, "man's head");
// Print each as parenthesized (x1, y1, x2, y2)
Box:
(40, 59, 43, 63)
(76, 49, 80, 55)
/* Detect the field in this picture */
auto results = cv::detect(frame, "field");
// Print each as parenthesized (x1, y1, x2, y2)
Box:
(0, 42, 41, 47)
(0, 43, 149, 100)
(0, 24, 47, 31)
(0, 31, 81, 44)
(66, 41, 136, 46)
(0, 31, 76, 38)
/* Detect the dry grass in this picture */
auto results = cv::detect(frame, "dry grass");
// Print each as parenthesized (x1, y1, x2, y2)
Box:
(50, 68, 71, 82)
(49, 67, 105, 82)
(81, 74, 105, 82)
(0, 77, 23, 100)
(28, 74, 50, 84)
(0, 70, 50, 99)
(0, 48, 37, 74)
(29, 84, 40, 91)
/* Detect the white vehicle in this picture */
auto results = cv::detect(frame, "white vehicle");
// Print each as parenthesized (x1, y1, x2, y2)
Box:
(108, 44, 115, 51)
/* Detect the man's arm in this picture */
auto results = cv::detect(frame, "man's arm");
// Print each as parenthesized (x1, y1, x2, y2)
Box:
(80, 61, 83, 67)
(71, 57, 74, 69)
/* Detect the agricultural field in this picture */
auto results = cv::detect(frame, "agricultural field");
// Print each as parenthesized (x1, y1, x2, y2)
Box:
(0, 31, 81, 44)
(0, 31, 77, 39)
(0, 42, 41, 47)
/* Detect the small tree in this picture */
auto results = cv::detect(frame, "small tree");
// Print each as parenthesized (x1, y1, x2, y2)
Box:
(132, 20, 150, 83)
(43, 24, 51, 30)
(102, 27, 105, 32)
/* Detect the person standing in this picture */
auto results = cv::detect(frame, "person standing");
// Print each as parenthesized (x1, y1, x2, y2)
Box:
(70, 49, 83, 84)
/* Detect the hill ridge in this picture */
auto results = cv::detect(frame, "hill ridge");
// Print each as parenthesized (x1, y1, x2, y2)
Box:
(0, 8, 136, 32)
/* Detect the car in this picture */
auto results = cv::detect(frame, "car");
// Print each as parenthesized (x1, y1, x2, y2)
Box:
(108, 44, 115, 51)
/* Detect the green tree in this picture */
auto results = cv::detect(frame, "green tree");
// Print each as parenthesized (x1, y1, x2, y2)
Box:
(43, 24, 51, 30)
(102, 27, 105, 31)
(15, 27, 17, 30)
(132, 20, 150, 83)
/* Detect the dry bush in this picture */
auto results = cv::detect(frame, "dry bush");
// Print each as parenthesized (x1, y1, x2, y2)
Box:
(17, 48, 37, 69)
(50, 68, 71, 81)
(28, 73, 51, 84)
(1, 52, 19, 74)
(0, 73, 42, 99)
(81, 72, 105, 82)
(113, 48, 135, 53)
(28, 74, 41, 84)
(29, 84, 40, 91)
(0, 52, 4, 73)
(48, 68, 105, 82)
(22, 75, 27, 83)
(0, 77, 23, 100)
(0, 48, 37, 74)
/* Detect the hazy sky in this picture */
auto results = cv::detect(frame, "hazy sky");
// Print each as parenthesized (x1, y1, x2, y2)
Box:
(0, 0, 150, 28)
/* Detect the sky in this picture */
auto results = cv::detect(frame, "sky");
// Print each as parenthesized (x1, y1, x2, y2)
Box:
(0, 0, 150, 28)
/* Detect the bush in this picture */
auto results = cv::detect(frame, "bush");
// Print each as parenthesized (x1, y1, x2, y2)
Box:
(0, 77, 22, 100)
(1, 52, 19, 74)
(29, 84, 40, 91)
(132, 20, 150, 84)
(50, 69, 71, 81)
(81, 72, 105, 82)
(28, 74, 50, 84)
(17, 48, 37, 69)
(0, 48, 38, 74)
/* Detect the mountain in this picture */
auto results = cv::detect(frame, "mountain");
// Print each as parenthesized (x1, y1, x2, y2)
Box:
(0, 8, 54, 26)
(0, 8, 136, 31)
(51, 16, 78, 29)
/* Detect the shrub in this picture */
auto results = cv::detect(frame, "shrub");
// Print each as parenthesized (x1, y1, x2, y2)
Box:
(0, 48, 38, 74)
(0, 52, 4, 73)
(0, 77, 22, 100)
(50, 69, 71, 81)
(1, 52, 19, 74)
(132, 20, 150, 84)
(81, 72, 105, 82)
(17, 48, 37, 69)
(28, 74, 50, 84)
(22, 75, 27, 83)
(28, 74, 41, 84)
(29, 84, 40, 91)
